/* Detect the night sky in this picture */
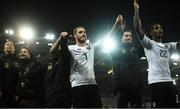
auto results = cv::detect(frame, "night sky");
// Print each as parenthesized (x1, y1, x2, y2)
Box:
(0, 0, 180, 42)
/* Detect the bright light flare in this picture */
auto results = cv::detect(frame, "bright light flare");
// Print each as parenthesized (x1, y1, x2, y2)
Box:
(5, 29, 14, 35)
(102, 36, 115, 53)
(171, 53, 179, 60)
(19, 27, 34, 40)
(44, 33, 55, 40)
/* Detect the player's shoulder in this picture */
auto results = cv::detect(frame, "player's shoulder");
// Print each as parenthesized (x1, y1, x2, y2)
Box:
(68, 44, 76, 50)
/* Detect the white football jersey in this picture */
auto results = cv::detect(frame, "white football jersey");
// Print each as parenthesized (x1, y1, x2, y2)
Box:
(141, 35, 177, 84)
(68, 43, 97, 87)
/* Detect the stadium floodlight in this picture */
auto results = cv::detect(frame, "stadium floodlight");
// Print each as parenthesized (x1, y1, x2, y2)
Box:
(5, 29, 14, 35)
(146, 69, 149, 72)
(9, 30, 14, 35)
(44, 33, 55, 40)
(19, 27, 34, 40)
(36, 42, 39, 45)
(176, 74, 179, 77)
(173, 62, 178, 66)
(5, 30, 9, 34)
(170, 53, 179, 60)
(173, 80, 176, 85)
(108, 68, 113, 75)
(48, 43, 53, 46)
(16, 41, 25, 44)
(102, 36, 115, 53)
(140, 57, 146, 60)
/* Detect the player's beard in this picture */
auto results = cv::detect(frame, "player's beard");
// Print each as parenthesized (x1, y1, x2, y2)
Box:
(77, 36, 86, 44)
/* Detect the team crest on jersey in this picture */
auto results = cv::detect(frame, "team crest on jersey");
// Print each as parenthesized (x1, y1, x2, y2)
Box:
(157, 43, 164, 47)
(77, 48, 81, 51)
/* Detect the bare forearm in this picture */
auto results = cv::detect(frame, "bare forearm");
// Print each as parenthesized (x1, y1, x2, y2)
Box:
(109, 15, 124, 37)
(110, 21, 119, 34)
(50, 36, 61, 53)
(110, 22, 124, 37)
(134, 9, 140, 28)
(134, 7, 144, 31)
(134, 8, 145, 39)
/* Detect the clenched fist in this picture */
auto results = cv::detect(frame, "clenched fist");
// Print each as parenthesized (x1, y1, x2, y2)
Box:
(134, 0, 140, 10)
(116, 15, 123, 24)
(60, 32, 68, 38)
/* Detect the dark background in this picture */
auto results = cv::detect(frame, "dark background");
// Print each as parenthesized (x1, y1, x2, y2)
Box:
(0, 0, 179, 42)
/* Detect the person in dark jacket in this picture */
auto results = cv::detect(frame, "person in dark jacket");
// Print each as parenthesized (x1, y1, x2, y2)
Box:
(46, 32, 72, 108)
(16, 47, 46, 107)
(110, 15, 143, 108)
(0, 40, 19, 107)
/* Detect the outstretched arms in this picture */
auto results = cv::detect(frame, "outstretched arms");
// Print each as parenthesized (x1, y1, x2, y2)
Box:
(94, 15, 124, 47)
(50, 32, 68, 53)
(133, 0, 145, 40)
(109, 15, 125, 36)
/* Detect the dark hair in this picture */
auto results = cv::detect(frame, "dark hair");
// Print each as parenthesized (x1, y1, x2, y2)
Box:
(73, 26, 85, 36)
(19, 46, 34, 58)
(4, 39, 14, 45)
(148, 22, 161, 34)
(123, 28, 132, 33)
(122, 27, 133, 38)
(20, 47, 31, 54)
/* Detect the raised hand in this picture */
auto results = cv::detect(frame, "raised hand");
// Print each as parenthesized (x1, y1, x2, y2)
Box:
(134, 0, 140, 10)
(60, 32, 68, 38)
(116, 15, 123, 24)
